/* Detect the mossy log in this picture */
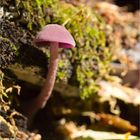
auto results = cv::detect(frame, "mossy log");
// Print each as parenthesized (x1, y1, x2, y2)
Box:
(0, 0, 115, 99)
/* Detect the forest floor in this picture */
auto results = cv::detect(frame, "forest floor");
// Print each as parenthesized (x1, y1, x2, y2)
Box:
(0, 0, 140, 140)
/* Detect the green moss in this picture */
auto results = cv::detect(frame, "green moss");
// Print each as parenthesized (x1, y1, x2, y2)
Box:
(0, 36, 18, 68)
(14, 0, 58, 30)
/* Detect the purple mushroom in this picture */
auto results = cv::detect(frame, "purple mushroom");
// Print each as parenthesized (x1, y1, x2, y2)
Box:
(27, 24, 75, 115)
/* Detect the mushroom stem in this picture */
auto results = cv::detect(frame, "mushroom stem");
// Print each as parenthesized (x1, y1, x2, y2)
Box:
(38, 42, 59, 108)
(25, 42, 59, 116)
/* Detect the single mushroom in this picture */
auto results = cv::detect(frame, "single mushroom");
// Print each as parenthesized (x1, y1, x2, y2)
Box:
(27, 24, 75, 115)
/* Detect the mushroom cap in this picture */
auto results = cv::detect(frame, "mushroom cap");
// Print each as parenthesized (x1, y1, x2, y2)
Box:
(34, 24, 75, 48)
